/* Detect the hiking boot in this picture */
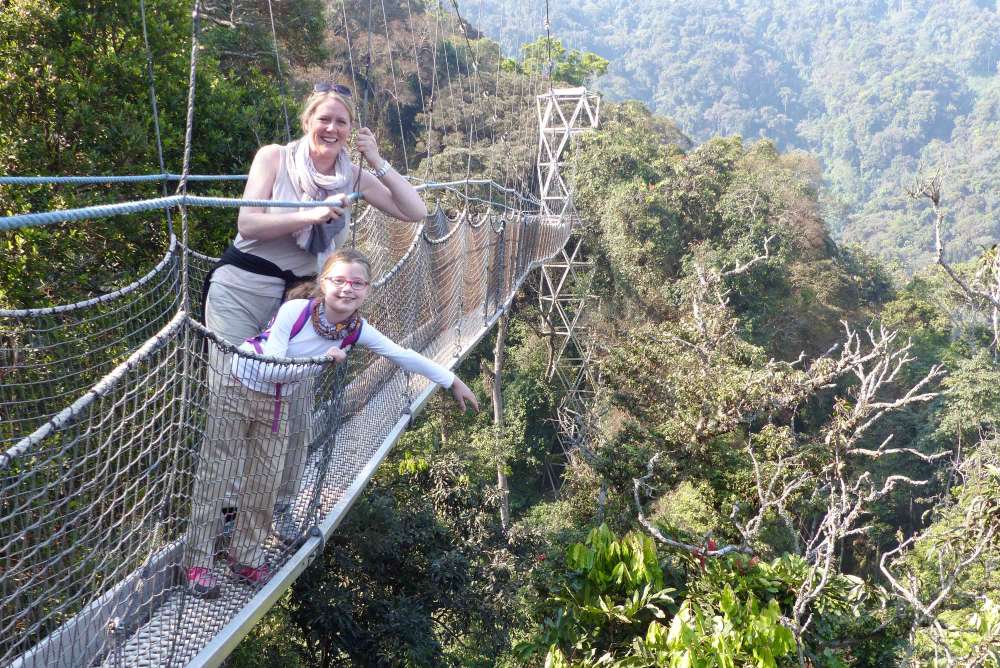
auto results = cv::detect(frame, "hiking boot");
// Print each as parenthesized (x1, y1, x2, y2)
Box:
(230, 561, 273, 587)
(186, 566, 221, 599)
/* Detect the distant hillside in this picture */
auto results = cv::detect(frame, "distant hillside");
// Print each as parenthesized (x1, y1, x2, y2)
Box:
(462, 0, 1000, 273)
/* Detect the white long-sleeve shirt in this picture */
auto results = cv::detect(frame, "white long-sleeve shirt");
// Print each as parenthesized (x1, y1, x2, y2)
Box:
(231, 299, 455, 395)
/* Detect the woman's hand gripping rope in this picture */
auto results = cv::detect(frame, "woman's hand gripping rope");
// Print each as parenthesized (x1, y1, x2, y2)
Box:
(355, 127, 383, 168)
(302, 191, 364, 226)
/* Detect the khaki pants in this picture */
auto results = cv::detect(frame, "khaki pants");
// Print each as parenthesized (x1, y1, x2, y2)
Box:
(190, 281, 282, 569)
(204, 280, 288, 505)
(192, 281, 312, 565)
(276, 413, 309, 508)
(186, 375, 293, 568)
(206, 281, 314, 510)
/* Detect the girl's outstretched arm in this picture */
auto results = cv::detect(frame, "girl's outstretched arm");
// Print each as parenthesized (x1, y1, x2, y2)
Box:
(356, 321, 478, 411)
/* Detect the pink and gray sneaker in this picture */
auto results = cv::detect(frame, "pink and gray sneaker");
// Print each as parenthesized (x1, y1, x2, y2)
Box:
(186, 566, 221, 599)
(229, 561, 273, 587)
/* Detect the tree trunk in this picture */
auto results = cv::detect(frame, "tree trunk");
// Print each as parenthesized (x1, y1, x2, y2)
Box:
(494, 313, 511, 530)
(596, 480, 608, 523)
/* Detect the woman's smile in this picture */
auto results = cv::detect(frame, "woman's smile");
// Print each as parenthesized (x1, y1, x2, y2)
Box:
(308, 99, 352, 161)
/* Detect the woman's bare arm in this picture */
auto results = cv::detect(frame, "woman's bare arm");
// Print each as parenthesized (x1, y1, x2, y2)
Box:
(353, 128, 428, 222)
(236, 144, 345, 241)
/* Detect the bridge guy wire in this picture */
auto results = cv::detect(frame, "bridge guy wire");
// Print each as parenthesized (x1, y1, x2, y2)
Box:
(139, 0, 175, 236)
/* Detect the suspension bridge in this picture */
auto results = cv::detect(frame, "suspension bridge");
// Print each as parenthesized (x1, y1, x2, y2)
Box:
(0, 2, 601, 664)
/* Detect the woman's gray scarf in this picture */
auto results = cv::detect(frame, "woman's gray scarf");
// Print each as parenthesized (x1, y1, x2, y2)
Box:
(287, 137, 353, 256)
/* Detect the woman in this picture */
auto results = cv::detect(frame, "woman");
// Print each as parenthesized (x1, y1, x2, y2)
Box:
(190, 84, 427, 596)
(206, 82, 426, 348)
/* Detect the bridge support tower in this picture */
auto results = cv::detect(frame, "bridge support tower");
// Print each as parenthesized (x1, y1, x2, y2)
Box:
(535, 87, 600, 467)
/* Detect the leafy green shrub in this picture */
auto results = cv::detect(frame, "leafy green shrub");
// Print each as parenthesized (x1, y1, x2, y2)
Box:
(516, 524, 675, 666)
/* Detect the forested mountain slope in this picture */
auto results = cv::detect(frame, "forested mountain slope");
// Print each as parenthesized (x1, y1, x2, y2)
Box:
(461, 0, 1000, 272)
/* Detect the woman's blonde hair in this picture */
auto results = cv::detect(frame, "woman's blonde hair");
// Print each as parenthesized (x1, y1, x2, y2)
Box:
(299, 90, 356, 133)
(313, 248, 372, 298)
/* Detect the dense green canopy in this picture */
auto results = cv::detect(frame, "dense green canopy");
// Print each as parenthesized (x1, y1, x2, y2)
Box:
(460, 0, 1000, 273)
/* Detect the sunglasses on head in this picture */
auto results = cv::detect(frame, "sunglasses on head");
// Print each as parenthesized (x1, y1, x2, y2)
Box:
(313, 82, 352, 97)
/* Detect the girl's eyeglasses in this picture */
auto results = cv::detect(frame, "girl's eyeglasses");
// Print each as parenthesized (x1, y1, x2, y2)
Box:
(313, 82, 352, 97)
(323, 277, 368, 289)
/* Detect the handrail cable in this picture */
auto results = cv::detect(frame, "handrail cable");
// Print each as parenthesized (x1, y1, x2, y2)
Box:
(0, 179, 540, 230)
(0, 174, 249, 185)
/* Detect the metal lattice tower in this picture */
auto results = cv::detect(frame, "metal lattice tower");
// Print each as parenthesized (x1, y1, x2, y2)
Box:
(535, 87, 600, 459)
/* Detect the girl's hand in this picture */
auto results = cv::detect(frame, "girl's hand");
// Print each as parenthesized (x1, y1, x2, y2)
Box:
(355, 127, 382, 167)
(326, 346, 347, 363)
(449, 378, 480, 413)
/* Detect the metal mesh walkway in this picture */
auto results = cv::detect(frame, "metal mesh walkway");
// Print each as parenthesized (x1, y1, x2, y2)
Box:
(1, 203, 571, 667)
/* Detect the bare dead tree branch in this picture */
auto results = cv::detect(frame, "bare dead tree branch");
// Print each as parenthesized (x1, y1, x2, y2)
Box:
(623, 231, 956, 666)
(633, 453, 752, 557)
(721, 234, 775, 278)
(876, 439, 1000, 666)
(909, 173, 1000, 353)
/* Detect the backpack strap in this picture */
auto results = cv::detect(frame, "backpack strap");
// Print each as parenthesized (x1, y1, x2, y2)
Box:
(244, 299, 313, 354)
(246, 331, 267, 354)
(340, 319, 362, 349)
(288, 298, 315, 341)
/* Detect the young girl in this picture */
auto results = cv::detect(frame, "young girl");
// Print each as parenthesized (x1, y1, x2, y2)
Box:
(186, 248, 478, 598)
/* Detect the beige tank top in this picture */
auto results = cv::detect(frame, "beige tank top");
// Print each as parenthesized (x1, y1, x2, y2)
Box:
(213, 143, 352, 294)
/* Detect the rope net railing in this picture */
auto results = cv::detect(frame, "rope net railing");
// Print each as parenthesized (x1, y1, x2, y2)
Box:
(0, 195, 571, 667)
(0, 240, 182, 449)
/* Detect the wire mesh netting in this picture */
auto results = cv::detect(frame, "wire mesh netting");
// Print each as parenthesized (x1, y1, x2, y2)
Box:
(0, 239, 182, 449)
(0, 204, 570, 667)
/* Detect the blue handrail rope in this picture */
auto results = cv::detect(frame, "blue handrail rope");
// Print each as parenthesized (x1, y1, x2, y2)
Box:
(0, 174, 542, 202)
(0, 180, 538, 231)
(0, 174, 249, 184)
